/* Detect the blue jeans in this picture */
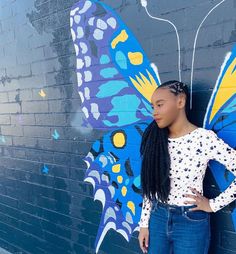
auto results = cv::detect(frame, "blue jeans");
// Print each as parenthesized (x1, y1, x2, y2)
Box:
(148, 200, 211, 254)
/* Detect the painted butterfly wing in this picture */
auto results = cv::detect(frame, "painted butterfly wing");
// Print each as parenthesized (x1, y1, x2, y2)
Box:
(83, 120, 152, 252)
(70, 0, 160, 129)
(70, 1, 161, 252)
(203, 43, 236, 226)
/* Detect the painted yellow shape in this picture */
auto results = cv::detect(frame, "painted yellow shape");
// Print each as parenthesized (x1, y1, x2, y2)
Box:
(111, 29, 128, 49)
(127, 201, 135, 215)
(117, 175, 123, 184)
(128, 52, 143, 65)
(121, 186, 127, 196)
(112, 164, 121, 173)
(129, 69, 158, 102)
(210, 57, 236, 122)
(39, 89, 46, 97)
(113, 132, 126, 148)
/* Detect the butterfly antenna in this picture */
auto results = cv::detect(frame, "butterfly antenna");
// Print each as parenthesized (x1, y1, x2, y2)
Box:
(140, 0, 181, 83)
(190, 0, 226, 110)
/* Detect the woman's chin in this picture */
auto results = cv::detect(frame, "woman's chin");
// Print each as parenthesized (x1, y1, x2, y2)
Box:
(155, 121, 163, 127)
(155, 121, 167, 129)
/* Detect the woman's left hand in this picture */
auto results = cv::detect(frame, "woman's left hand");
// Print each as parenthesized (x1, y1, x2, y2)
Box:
(183, 187, 214, 212)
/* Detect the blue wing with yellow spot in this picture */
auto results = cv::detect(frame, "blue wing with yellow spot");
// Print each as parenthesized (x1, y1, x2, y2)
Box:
(70, 0, 160, 129)
(70, 0, 161, 252)
(203, 43, 236, 228)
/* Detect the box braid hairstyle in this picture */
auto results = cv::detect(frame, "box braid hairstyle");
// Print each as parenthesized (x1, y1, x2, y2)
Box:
(140, 80, 190, 203)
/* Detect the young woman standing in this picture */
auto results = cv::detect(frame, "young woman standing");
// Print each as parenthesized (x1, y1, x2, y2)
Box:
(138, 80, 236, 254)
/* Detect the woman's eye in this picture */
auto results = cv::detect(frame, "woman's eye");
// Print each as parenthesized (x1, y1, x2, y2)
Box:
(157, 104, 163, 107)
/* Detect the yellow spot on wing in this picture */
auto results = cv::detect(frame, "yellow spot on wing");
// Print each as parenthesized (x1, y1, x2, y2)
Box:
(112, 164, 121, 173)
(127, 201, 135, 215)
(111, 30, 128, 49)
(121, 186, 127, 196)
(113, 132, 126, 148)
(128, 52, 143, 65)
(117, 175, 123, 183)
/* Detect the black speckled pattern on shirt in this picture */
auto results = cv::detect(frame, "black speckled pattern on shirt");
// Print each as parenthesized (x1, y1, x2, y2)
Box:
(138, 127, 236, 228)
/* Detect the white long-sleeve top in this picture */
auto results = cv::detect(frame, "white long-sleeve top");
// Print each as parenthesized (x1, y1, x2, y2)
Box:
(138, 127, 236, 228)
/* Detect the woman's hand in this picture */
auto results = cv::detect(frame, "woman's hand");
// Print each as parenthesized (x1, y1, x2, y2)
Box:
(138, 227, 149, 253)
(183, 187, 214, 212)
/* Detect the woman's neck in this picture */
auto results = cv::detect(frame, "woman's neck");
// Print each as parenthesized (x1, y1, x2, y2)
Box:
(168, 121, 198, 139)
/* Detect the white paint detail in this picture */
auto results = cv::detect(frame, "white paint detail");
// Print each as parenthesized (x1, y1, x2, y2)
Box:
(71, 28, 76, 41)
(74, 44, 79, 56)
(82, 106, 89, 118)
(84, 56, 91, 67)
(94, 189, 105, 208)
(78, 91, 85, 103)
(84, 177, 95, 188)
(80, 42, 88, 54)
(99, 154, 108, 167)
(142, 0, 226, 110)
(107, 17, 116, 29)
(77, 58, 84, 69)
(77, 72, 83, 87)
(84, 71, 92, 81)
(93, 28, 104, 40)
(150, 62, 161, 84)
(84, 86, 90, 100)
(190, 0, 226, 110)
(70, 7, 80, 16)
(142, 2, 181, 83)
(88, 170, 101, 183)
(77, 26, 84, 39)
(91, 103, 100, 120)
(79, 1, 92, 14)
(88, 17, 95, 26)
(70, 17, 73, 27)
(74, 15, 81, 24)
(97, 19, 108, 30)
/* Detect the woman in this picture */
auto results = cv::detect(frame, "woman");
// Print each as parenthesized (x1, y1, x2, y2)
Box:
(138, 80, 236, 254)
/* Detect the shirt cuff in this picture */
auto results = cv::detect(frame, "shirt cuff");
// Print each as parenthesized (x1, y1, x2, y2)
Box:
(138, 221, 149, 228)
(208, 198, 219, 213)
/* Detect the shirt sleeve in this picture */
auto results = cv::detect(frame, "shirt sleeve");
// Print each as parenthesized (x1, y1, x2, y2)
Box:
(138, 195, 153, 228)
(206, 130, 236, 212)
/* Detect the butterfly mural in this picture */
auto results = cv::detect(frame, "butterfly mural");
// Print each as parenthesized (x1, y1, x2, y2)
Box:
(203, 44, 236, 228)
(70, 0, 236, 252)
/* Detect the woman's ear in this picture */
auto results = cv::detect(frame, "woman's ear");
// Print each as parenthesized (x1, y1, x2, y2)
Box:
(177, 93, 186, 109)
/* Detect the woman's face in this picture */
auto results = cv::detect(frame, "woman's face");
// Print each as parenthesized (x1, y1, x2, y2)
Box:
(150, 87, 185, 128)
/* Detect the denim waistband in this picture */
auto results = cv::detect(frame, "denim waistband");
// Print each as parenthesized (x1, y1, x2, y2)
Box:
(153, 199, 197, 213)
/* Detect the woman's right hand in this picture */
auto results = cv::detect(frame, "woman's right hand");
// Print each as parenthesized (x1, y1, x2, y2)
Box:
(138, 227, 149, 253)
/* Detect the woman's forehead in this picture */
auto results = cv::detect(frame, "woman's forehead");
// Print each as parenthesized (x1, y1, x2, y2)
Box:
(151, 88, 173, 102)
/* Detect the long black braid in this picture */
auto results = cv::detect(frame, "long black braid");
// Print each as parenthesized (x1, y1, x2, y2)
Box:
(140, 80, 190, 203)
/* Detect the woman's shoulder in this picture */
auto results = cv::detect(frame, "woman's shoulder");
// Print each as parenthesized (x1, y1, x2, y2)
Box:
(197, 127, 218, 140)
(198, 127, 216, 135)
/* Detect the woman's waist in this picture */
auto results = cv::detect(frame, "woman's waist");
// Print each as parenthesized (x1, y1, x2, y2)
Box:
(154, 186, 203, 206)
(153, 198, 198, 213)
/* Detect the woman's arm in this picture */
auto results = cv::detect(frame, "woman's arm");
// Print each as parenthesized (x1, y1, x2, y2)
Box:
(206, 130, 236, 212)
(138, 195, 153, 228)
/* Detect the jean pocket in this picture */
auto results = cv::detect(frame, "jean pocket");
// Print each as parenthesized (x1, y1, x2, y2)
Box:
(183, 210, 209, 222)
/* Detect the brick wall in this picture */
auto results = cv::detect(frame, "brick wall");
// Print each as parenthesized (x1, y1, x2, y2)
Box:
(0, 0, 235, 253)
